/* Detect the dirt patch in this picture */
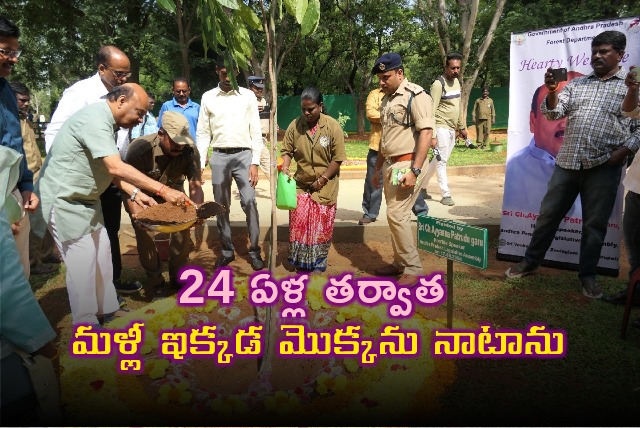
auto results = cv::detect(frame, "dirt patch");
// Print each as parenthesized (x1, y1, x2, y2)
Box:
(135, 202, 197, 224)
(33, 223, 635, 425)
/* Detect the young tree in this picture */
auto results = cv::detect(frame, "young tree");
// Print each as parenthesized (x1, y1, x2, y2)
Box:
(158, 0, 320, 376)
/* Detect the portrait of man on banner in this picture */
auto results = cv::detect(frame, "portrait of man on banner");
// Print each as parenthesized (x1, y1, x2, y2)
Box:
(503, 72, 584, 218)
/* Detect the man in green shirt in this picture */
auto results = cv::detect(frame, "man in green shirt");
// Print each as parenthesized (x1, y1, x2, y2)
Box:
(34, 83, 190, 325)
(421, 52, 469, 206)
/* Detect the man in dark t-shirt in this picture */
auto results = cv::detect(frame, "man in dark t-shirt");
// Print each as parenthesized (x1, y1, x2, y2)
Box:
(124, 111, 203, 296)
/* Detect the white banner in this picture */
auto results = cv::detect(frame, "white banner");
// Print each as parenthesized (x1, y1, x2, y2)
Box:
(498, 17, 640, 274)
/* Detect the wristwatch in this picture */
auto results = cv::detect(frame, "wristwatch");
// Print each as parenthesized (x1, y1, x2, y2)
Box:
(410, 167, 422, 177)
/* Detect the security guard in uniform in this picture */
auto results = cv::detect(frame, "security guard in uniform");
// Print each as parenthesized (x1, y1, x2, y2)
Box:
(472, 87, 496, 148)
(371, 53, 435, 286)
(124, 111, 204, 295)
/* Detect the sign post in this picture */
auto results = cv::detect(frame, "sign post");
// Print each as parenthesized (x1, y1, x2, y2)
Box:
(417, 216, 488, 327)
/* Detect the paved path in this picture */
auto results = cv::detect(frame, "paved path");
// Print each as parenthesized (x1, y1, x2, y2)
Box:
(120, 164, 506, 243)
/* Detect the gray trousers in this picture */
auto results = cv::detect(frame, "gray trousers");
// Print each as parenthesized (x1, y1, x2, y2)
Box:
(210, 150, 261, 257)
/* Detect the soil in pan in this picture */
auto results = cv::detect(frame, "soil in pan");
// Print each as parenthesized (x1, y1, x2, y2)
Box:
(135, 202, 197, 224)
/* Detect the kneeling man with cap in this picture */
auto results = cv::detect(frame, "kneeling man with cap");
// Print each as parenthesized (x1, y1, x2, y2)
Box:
(124, 111, 204, 296)
(370, 53, 435, 286)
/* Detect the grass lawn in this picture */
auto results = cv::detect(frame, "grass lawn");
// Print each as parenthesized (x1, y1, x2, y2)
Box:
(344, 137, 508, 166)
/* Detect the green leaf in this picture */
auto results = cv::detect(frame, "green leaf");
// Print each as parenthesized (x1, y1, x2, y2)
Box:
(216, 0, 240, 10)
(300, 0, 319, 35)
(156, 0, 176, 13)
(283, 0, 305, 24)
(238, 2, 262, 31)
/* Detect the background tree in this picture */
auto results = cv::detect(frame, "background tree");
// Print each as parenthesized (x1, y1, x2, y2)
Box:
(416, 0, 507, 123)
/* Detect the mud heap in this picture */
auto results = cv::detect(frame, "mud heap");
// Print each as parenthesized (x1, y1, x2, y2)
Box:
(135, 202, 197, 225)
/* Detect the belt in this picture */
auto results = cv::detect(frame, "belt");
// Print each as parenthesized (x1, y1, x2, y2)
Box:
(386, 153, 414, 164)
(213, 147, 250, 154)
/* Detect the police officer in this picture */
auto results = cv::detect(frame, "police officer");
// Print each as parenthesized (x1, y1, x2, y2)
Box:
(248, 75, 272, 177)
(371, 53, 435, 286)
(124, 111, 204, 296)
(472, 86, 496, 148)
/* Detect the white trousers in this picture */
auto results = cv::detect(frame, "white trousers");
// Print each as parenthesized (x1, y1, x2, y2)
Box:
(423, 127, 456, 198)
(48, 209, 119, 325)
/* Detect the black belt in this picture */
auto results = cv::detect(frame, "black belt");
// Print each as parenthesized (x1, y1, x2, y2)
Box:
(213, 147, 250, 154)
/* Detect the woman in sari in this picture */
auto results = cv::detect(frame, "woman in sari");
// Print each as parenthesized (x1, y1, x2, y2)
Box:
(280, 87, 347, 272)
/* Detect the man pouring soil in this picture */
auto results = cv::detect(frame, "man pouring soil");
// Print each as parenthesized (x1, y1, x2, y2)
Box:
(124, 111, 204, 296)
(33, 84, 192, 326)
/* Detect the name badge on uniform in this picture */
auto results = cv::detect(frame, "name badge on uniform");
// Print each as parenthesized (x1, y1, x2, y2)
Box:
(319, 135, 330, 148)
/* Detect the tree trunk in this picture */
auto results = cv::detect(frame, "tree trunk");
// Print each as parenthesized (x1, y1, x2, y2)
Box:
(257, 0, 278, 380)
(458, 0, 506, 127)
(176, 0, 191, 81)
(418, 0, 506, 130)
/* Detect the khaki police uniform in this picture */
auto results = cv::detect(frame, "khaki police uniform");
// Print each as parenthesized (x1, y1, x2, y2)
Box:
(125, 133, 201, 286)
(472, 96, 495, 145)
(19, 113, 57, 270)
(380, 78, 435, 275)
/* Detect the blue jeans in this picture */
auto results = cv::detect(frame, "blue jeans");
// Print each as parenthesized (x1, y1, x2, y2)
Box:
(623, 191, 640, 276)
(524, 163, 622, 279)
(413, 189, 429, 216)
(362, 149, 383, 220)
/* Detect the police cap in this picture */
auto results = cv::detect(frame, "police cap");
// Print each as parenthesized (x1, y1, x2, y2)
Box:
(248, 75, 265, 89)
(371, 53, 402, 75)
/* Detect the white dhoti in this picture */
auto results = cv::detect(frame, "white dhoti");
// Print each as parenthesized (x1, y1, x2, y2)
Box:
(48, 209, 119, 325)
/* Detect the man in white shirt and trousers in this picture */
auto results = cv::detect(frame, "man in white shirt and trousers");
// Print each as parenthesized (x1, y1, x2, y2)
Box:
(196, 57, 264, 271)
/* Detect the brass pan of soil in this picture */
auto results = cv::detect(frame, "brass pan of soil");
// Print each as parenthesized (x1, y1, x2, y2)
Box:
(136, 201, 226, 233)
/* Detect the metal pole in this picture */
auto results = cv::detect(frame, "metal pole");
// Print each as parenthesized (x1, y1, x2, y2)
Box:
(447, 258, 453, 329)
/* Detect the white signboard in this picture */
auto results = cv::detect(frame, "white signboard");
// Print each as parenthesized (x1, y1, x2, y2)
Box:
(499, 17, 640, 274)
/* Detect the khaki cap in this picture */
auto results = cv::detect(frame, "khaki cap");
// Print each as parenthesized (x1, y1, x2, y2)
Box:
(161, 111, 193, 145)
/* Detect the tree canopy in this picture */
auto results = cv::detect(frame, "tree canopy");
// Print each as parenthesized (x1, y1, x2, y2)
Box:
(3, 0, 640, 121)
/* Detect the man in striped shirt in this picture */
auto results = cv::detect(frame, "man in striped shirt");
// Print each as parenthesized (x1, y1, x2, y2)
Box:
(505, 30, 640, 300)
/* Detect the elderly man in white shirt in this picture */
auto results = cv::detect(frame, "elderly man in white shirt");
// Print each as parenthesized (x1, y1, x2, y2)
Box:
(44, 45, 142, 296)
(196, 57, 264, 271)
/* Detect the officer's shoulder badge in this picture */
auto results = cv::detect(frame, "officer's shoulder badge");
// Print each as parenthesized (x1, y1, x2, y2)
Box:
(405, 81, 424, 95)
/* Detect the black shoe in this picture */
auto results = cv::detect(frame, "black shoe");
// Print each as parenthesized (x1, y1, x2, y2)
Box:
(114, 279, 143, 294)
(214, 255, 235, 269)
(41, 254, 62, 264)
(249, 253, 265, 271)
(31, 263, 57, 275)
(358, 217, 376, 225)
(99, 308, 130, 325)
(117, 294, 127, 308)
(153, 280, 182, 299)
(602, 289, 640, 306)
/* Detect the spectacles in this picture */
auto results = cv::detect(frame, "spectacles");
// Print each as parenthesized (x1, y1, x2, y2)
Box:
(0, 47, 21, 59)
(102, 64, 131, 79)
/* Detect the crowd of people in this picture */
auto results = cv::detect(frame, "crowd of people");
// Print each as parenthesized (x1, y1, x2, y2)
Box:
(1, 11, 640, 419)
